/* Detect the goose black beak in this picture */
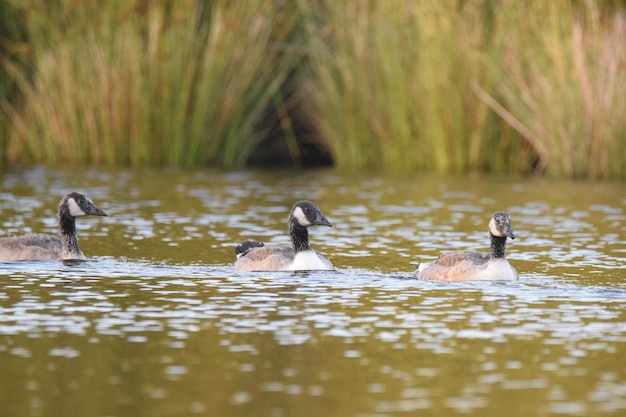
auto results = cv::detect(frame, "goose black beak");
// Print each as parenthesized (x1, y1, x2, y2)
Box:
(88, 205, 108, 217)
(505, 224, 515, 239)
(314, 212, 332, 227)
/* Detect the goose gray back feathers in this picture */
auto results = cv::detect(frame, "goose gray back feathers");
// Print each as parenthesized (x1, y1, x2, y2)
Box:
(0, 192, 107, 261)
(414, 211, 518, 281)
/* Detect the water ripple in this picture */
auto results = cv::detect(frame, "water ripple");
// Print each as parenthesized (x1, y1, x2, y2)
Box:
(0, 168, 625, 417)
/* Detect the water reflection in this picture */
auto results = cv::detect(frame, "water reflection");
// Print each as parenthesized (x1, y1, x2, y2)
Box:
(0, 167, 625, 417)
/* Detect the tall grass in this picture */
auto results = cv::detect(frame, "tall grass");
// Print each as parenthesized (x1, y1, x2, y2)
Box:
(484, 0, 626, 179)
(0, 0, 27, 164)
(299, 0, 626, 178)
(299, 0, 525, 173)
(1, 0, 625, 179)
(1, 0, 300, 166)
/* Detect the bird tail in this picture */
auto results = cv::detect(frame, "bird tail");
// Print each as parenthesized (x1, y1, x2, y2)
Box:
(235, 240, 265, 257)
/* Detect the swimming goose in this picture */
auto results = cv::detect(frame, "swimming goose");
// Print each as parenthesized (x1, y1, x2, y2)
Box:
(414, 211, 518, 281)
(0, 192, 108, 261)
(234, 200, 334, 271)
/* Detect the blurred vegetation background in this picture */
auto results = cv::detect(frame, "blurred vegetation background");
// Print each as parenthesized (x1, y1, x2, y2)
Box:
(0, 0, 624, 179)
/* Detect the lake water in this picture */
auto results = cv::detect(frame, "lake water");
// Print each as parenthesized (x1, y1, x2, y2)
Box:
(0, 166, 624, 417)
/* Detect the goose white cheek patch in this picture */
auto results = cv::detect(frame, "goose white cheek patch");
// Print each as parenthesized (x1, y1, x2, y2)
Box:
(291, 206, 311, 227)
(67, 197, 86, 217)
(488, 218, 501, 236)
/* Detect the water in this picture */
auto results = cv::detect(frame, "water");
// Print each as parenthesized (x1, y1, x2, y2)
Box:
(0, 166, 624, 417)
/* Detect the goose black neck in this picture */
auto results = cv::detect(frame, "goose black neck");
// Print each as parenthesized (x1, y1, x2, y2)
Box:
(58, 207, 81, 257)
(490, 233, 507, 259)
(289, 221, 311, 253)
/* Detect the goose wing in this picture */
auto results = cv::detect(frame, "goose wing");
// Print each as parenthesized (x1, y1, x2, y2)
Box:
(434, 250, 490, 266)
(415, 251, 491, 281)
(0, 234, 62, 261)
(234, 245, 295, 271)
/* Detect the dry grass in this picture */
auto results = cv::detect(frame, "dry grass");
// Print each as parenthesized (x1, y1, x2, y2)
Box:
(299, 0, 626, 178)
(299, 0, 498, 172)
(1, 0, 624, 179)
(486, 0, 626, 179)
(1, 0, 300, 166)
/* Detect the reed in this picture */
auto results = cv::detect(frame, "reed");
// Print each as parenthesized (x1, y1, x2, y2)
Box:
(484, 0, 626, 179)
(1, 0, 624, 179)
(1, 0, 300, 166)
(0, 0, 26, 163)
(299, 0, 519, 173)
(299, 0, 626, 178)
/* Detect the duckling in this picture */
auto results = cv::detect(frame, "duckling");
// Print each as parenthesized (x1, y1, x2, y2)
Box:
(234, 200, 334, 271)
(0, 192, 108, 261)
(414, 211, 518, 281)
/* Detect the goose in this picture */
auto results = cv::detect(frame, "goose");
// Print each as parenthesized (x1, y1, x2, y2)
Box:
(0, 192, 108, 261)
(413, 211, 518, 281)
(234, 200, 334, 271)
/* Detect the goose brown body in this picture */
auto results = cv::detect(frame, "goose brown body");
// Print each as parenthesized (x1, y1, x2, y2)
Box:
(414, 211, 518, 281)
(234, 201, 333, 271)
(235, 244, 302, 271)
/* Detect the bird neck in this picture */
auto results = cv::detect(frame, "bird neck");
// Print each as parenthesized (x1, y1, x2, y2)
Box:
(59, 210, 84, 259)
(490, 233, 507, 259)
(289, 221, 311, 253)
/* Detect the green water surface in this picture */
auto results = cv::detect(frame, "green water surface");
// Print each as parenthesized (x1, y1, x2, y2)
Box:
(0, 167, 624, 417)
